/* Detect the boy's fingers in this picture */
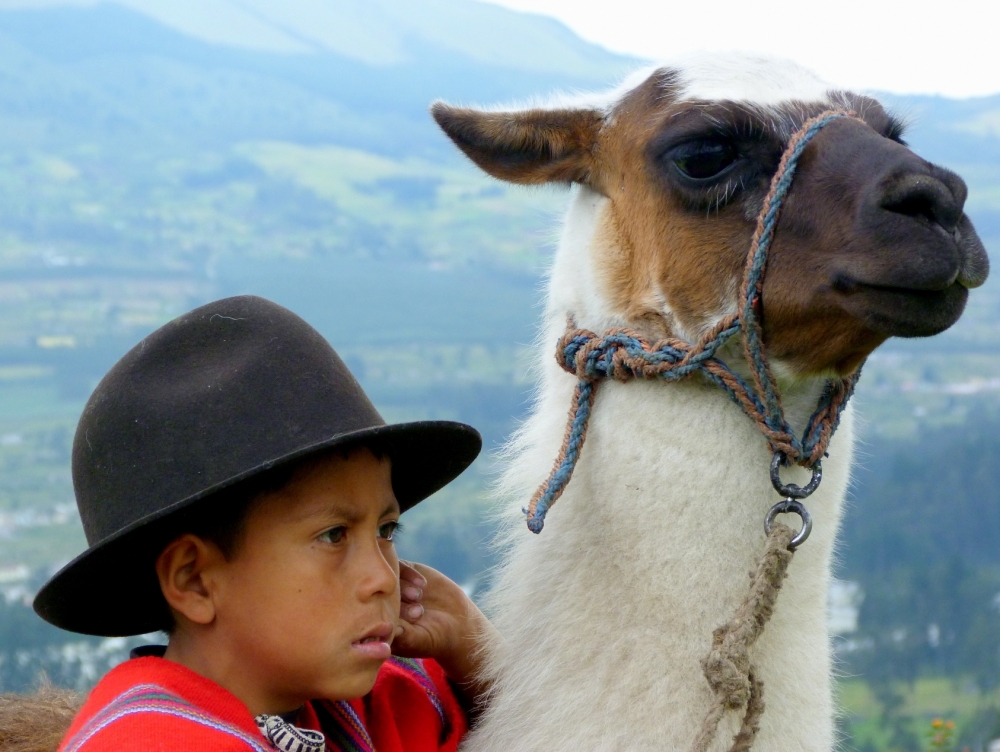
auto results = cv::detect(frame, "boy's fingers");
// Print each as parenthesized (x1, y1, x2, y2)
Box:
(398, 560, 425, 602)
(401, 584, 422, 602)
(403, 603, 423, 622)
(392, 623, 421, 658)
(398, 560, 428, 589)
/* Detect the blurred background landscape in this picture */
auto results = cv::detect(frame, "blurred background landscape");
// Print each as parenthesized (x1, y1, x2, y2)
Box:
(0, 1, 999, 749)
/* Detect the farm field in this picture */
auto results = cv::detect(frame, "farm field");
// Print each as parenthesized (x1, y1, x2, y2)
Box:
(839, 678, 1000, 750)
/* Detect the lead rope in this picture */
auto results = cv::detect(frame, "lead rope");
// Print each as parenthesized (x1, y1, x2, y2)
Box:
(689, 523, 795, 752)
(523, 110, 866, 752)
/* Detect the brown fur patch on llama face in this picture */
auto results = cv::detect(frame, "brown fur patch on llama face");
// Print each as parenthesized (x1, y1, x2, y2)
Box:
(432, 66, 989, 375)
(588, 75, 757, 342)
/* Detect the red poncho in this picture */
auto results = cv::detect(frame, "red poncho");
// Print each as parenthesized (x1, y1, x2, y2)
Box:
(57, 653, 468, 752)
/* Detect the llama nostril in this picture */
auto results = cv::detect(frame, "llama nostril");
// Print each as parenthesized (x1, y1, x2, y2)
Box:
(879, 173, 962, 233)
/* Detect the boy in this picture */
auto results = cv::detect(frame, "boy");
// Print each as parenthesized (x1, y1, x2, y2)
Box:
(32, 295, 492, 751)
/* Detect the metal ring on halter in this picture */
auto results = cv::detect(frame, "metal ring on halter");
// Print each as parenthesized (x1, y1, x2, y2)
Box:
(765, 498, 813, 550)
(769, 452, 822, 499)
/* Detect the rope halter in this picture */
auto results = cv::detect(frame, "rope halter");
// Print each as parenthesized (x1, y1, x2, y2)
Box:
(525, 110, 863, 535)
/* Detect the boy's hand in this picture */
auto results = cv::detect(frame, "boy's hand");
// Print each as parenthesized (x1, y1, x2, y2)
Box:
(393, 561, 495, 710)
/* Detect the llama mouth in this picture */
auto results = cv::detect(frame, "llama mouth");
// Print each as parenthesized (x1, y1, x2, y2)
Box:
(836, 280, 968, 338)
(832, 217, 987, 295)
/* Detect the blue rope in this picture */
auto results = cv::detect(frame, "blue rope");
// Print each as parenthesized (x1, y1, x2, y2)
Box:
(527, 381, 595, 533)
(741, 113, 847, 429)
(525, 111, 862, 534)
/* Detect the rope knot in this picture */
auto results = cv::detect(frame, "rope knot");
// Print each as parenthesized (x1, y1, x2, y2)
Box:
(701, 648, 752, 710)
(689, 523, 796, 752)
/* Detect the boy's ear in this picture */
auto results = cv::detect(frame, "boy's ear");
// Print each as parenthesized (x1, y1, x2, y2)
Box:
(156, 534, 221, 627)
(431, 103, 603, 187)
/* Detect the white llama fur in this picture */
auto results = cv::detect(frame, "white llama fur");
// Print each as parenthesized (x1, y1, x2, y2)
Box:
(462, 56, 858, 752)
(674, 52, 832, 106)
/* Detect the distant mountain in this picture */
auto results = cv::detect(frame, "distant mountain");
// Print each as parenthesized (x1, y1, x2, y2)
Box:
(0, 0, 634, 455)
(0, 0, 629, 76)
(0, 1, 635, 158)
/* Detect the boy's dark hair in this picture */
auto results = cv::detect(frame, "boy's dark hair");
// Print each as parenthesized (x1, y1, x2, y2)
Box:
(179, 465, 298, 557)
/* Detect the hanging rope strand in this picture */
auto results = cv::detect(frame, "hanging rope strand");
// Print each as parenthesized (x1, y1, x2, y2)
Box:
(688, 523, 796, 752)
(524, 110, 861, 534)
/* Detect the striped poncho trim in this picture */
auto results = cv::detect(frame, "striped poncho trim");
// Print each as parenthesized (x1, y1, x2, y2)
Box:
(314, 700, 374, 752)
(315, 657, 450, 752)
(388, 657, 450, 738)
(61, 683, 271, 752)
(62, 657, 452, 752)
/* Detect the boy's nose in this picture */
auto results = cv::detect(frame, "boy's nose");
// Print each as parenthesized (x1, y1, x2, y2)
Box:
(355, 539, 399, 600)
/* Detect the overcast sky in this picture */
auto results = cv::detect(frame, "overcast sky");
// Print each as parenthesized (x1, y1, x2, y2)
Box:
(486, 0, 1000, 99)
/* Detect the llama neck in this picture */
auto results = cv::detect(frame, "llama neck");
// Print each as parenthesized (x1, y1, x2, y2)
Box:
(468, 189, 852, 752)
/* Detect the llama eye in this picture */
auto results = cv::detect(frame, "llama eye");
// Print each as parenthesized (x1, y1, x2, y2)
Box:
(670, 140, 739, 181)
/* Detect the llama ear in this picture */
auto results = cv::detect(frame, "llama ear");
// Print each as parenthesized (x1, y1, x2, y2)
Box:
(431, 102, 602, 186)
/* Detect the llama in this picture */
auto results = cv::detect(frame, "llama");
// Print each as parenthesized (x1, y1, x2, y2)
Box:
(433, 54, 988, 751)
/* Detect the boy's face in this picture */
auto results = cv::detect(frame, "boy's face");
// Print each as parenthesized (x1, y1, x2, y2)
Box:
(210, 447, 401, 709)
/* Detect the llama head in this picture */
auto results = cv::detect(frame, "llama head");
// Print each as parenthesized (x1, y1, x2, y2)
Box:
(432, 54, 989, 375)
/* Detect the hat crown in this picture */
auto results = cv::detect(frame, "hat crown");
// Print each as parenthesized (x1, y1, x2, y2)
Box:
(73, 295, 384, 545)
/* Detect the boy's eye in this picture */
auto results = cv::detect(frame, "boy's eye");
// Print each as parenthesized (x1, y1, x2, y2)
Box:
(378, 521, 401, 542)
(319, 526, 346, 544)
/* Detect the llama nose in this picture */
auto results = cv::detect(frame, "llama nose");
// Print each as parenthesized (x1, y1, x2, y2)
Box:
(879, 170, 966, 234)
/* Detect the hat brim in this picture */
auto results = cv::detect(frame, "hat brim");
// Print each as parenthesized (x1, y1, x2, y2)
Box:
(34, 420, 481, 636)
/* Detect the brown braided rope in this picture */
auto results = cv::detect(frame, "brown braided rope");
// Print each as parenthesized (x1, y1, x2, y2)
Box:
(689, 523, 796, 752)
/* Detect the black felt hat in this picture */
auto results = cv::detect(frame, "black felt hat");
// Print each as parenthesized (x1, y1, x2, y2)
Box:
(33, 295, 481, 636)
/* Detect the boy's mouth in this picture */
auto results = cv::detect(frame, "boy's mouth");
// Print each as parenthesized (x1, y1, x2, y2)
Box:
(351, 623, 394, 661)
